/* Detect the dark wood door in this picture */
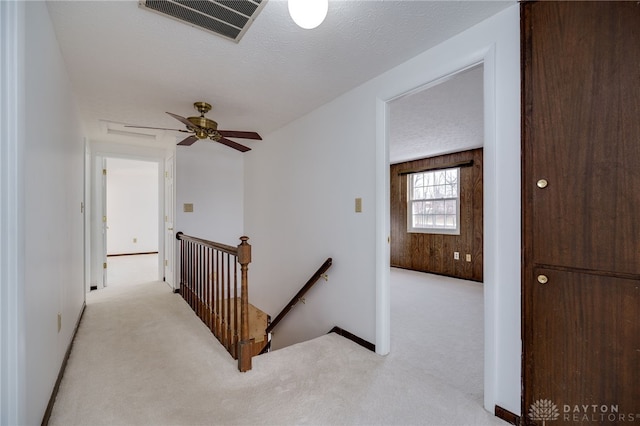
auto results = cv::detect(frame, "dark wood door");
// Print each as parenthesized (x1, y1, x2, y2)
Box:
(522, 2, 640, 424)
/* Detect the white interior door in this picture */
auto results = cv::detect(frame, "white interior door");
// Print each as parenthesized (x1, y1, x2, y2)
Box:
(164, 155, 175, 288)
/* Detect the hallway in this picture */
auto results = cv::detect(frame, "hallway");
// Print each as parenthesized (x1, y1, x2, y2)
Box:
(105, 253, 159, 287)
(49, 270, 504, 425)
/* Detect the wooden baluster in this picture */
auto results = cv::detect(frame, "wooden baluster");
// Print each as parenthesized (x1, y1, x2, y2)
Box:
(198, 245, 203, 318)
(191, 242, 195, 310)
(226, 253, 232, 353)
(220, 251, 226, 348)
(237, 236, 252, 372)
(214, 249, 219, 340)
(186, 242, 193, 307)
(205, 246, 210, 331)
(201, 246, 206, 320)
(181, 240, 186, 303)
(209, 249, 216, 336)
(195, 244, 200, 316)
(216, 250, 221, 340)
(184, 240, 189, 304)
(194, 242, 198, 311)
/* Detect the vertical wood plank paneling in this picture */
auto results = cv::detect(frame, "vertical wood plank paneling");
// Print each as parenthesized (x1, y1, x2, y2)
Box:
(390, 148, 483, 281)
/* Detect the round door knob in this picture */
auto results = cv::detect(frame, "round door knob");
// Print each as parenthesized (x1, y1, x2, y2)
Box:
(537, 274, 548, 284)
(537, 179, 548, 189)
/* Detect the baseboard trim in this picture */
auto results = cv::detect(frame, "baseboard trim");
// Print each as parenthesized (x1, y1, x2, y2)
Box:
(41, 302, 86, 426)
(328, 326, 375, 352)
(495, 405, 520, 425)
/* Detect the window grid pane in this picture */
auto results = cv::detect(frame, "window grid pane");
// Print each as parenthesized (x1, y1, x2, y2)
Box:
(409, 168, 459, 232)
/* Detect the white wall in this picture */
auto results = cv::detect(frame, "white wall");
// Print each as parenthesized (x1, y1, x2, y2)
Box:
(106, 158, 159, 255)
(245, 5, 521, 416)
(175, 141, 244, 246)
(21, 2, 85, 424)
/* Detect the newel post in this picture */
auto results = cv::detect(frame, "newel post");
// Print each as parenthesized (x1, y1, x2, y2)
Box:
(236, 236, 252, 372)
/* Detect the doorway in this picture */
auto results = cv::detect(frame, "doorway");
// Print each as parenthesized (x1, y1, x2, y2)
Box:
(387, 64, 486, 402)
(90, 154, 165, 290)
(104, 158, 159, 286)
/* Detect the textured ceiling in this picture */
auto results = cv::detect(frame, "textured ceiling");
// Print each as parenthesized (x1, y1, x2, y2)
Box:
(389, 65, 483, 164)
(46, 0, 513, 151)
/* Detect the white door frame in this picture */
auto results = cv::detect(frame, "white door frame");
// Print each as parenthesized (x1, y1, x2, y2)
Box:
(88, 145, 170, 290)
(0, 1, 26, 423)
(375, 45, 499, 411)
(163, 154, 176, 289)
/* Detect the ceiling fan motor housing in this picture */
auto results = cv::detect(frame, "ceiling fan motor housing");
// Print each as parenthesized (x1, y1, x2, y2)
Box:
(188, 120, 217, 139)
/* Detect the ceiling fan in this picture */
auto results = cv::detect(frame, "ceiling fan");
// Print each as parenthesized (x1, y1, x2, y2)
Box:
(126, 102, 262, 152)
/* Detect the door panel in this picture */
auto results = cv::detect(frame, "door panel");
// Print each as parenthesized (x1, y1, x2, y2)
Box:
(523, 268, 640, 420)
(525, 1, 640, 275)
(522, 2, 640, 424)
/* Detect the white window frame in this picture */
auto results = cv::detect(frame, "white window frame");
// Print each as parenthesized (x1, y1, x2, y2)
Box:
(407, 167, 461, 235)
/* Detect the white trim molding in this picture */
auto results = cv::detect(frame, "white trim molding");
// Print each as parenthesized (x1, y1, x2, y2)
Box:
(0, 1, 26, 424)
(375, 4, 521, 415)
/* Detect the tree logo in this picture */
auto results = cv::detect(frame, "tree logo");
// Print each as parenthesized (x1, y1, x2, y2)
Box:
(529, 399, 560, 425)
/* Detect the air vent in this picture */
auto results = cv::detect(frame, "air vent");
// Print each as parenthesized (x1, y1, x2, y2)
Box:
(139, 0, 267, 43)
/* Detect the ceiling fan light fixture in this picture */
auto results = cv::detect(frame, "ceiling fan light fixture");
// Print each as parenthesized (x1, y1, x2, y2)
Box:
(288, 0, 328, 30)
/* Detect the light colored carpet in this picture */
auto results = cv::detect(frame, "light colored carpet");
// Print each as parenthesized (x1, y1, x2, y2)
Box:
(49, 269, 505, 425)
(106, 253, 159, 287)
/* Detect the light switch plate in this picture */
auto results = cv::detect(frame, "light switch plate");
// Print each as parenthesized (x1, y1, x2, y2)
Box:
(355, 198, 362, 213)
(183, 203, 194, 213)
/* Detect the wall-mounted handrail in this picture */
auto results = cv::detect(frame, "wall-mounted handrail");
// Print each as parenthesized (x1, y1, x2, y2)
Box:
(265, 258, 333, 335)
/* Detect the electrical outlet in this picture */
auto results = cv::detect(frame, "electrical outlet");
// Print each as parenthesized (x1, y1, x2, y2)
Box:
(133, 238, 137, 243)
(466, 254, 472, 262)
(454, 251, 460, 260)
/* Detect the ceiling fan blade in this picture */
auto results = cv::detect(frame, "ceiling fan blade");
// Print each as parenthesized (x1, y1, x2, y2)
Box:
(124, 125, 190, 133)
(217, 137, 251, 152)
(177, 135, 198, 146)
(167, 112, 198, 129)
(217, 130, 262, 140)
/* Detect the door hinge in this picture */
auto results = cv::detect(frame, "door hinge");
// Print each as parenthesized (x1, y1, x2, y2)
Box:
(165, 259, 168, 266)
(103, 262, 107, 269)
(103, 216, 107, 223)
(165, 171, 169, 178)
(103, 168, 107, 175)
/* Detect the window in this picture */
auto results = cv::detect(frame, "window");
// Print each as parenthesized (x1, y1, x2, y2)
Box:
(407, 167, 460, 234)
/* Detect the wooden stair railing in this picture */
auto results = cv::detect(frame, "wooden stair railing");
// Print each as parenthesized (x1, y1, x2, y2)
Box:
(261, 257, 333, 353)
(176, 232, 267, 372)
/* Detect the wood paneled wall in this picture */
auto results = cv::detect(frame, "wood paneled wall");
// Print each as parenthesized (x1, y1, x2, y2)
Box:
(390, 149, 483, 281)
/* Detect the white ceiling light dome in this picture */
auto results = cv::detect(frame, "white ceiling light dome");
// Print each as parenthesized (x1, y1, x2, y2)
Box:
(288, 0, 328, 30)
